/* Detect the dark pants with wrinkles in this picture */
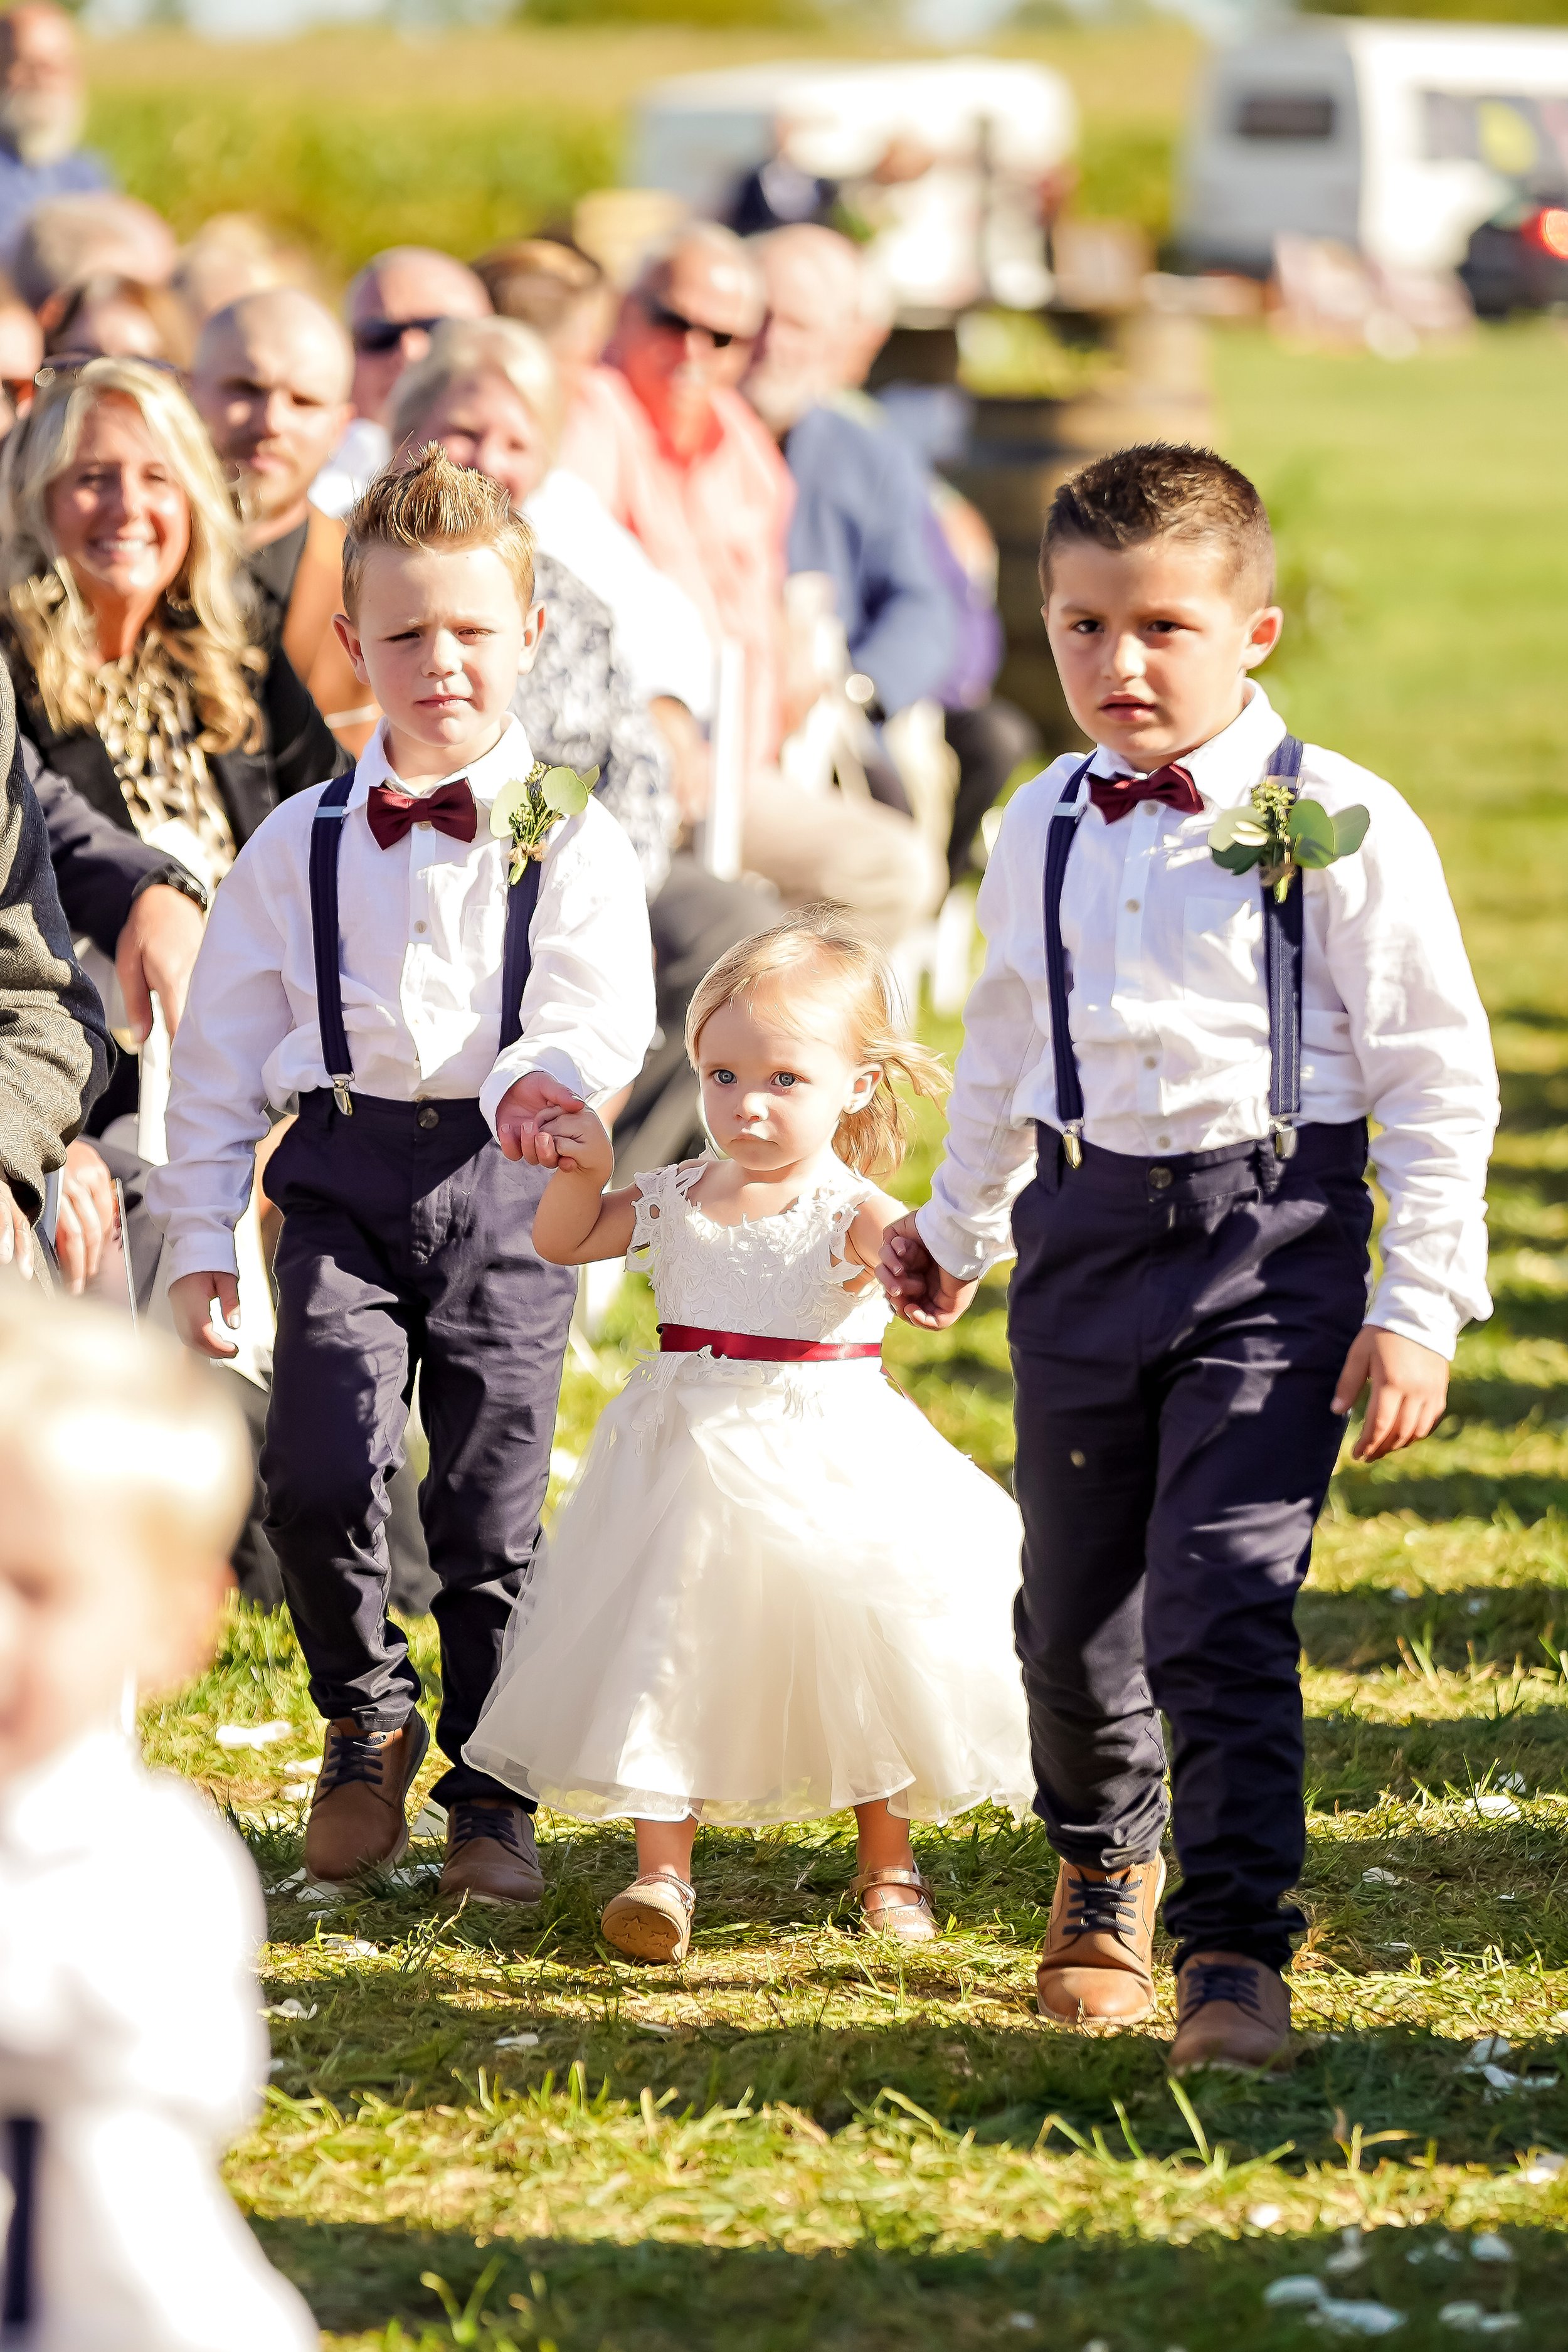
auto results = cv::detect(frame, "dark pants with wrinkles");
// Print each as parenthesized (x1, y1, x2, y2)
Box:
(1009, 1119, 1372, 1973)
(261, 1090, 576, 1806)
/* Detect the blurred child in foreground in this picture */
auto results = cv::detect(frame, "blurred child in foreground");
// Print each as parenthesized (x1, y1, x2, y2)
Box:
(0, 1293, 317, 2350)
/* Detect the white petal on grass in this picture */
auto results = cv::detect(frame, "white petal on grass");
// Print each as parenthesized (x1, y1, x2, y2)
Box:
(268, 1868, 306, 1895)
(1439, 2307, 1485, 2332)
(1499, 1774, 1527, 1793)
(317, 1934, 378, 1958)
(411, 1804, 447, 1836)
(261, 1999, 318, 2021)
(1470, 2235, 1513, 2264)
(495, 2032, 541, 2050)
(1523, 2151, 1566, 2182)
(1265, 2279, 1326, 2309)
(1472, 1793, 1521, 1820)
(1461, 2037, 1512, 2070)
(1313, 2298, 1406, 2337)
(1248, 2203, 1285, 2228)
(1005, 2320, 1037, 2334)
(1363, 1868, 1402, 1886)
(268, 2057, 287, 2074)
(215, 1720, 292, 1749)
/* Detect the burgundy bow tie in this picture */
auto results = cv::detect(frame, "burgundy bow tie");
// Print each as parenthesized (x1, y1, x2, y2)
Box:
(365, 776, 477, 850)
(1089, 763, 1203, 824)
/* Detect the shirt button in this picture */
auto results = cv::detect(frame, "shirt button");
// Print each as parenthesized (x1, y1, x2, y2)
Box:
(1150, 1165, 1173, 1191)
(1157, 1134, 1172, 1148)
(414, 919, 428, 934)
(417, 1104, 440, 1130)
(1125, 898, 1140, 913)
(1143, 1054, 1157, 1069)
(1069, 1448, 1086, 1468)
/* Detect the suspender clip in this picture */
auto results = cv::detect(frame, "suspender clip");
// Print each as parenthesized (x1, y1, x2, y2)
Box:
(1062, 1122, 1084, 1170)
(331, 1078, 354, 1117)
(1271, 1118, 1297, 1161)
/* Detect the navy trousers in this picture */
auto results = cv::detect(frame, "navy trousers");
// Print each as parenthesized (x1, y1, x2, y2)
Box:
(1009, 1119, 1372, 1973)
(261, 1091, 577, 1805)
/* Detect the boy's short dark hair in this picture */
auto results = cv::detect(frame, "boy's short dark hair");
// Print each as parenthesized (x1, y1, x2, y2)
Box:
(1041, 442, 1274, 608)
(342, 443, 535, 623)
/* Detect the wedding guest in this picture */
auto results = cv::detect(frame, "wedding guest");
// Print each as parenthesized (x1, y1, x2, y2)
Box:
(150, 449, 654, 1903)
(41, 269, 191, 366)
(474, 238, 613, 405)
(0, 1291, 317, 2349)
(310, 245, 490, 520)
(0, 5, 109, 263)
(13, 190, 174, 317)
(882, 443, 1499, 2074)
(393, 317, 773, 1168)
(189, 287, 373, 751)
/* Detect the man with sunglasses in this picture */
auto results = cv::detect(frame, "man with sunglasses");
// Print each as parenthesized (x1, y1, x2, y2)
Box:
(311, 245, 490, 520)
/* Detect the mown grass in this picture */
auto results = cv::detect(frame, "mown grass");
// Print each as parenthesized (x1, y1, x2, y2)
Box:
(130, 320, 1568, 2344)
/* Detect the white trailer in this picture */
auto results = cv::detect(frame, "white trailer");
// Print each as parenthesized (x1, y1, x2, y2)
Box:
(1179, 19, 1568, 274)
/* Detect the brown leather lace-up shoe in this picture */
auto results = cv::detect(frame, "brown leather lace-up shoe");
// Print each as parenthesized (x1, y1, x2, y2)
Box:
(1036, 1856, 1165, 2027)
(439, 1801, 545, 1905)
(304, 1712, 430, 1885)
(1168, 1951, 1292, 2076)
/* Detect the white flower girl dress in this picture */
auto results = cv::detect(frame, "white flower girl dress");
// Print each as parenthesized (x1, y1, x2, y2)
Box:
(466, 1155, 1033, 1826)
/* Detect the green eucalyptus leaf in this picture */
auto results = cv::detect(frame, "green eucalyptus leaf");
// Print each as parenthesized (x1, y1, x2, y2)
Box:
(1287, 798, 1335, 856)
(1333, 803, 1370, 857)
(541, 766, 593, 815)
(1293, 839, 1338, 868)
(1210, 841, 1262, 875)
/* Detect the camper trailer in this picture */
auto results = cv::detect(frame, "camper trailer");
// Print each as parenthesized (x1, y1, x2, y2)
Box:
(630, 58, 1076, 319)
(1179, 20, 1568, 275)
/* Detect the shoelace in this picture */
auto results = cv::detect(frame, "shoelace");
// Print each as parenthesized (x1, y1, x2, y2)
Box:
(317, 1730, 395, 1797)
(449, 1801, 529, 1857)
(1181, 1961, 1263, 2017)
(1062, 1872, 1140, 1944)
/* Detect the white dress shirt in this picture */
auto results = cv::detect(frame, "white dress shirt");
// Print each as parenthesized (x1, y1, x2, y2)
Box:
(526, 466, 716, 720)
(307, 414, 389, 522)
(147, 716, 655, 1283)
(918, 686, 1499, 1357)
(0, 1728, 317, 2349)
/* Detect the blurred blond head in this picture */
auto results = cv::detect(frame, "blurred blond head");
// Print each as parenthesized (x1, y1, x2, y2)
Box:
(0, 1292, 250, 1781)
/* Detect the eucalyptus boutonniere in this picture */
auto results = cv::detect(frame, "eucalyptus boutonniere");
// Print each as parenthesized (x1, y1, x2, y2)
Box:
(1208, 776, 1369, 903)
(489, 760, 600, 882)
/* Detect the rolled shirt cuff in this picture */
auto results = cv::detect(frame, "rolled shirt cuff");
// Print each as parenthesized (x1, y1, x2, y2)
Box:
(1364, 1274, 1480, 1364)
(913, 1198, 1013, 1285)
(162, 1227, 241, 1286)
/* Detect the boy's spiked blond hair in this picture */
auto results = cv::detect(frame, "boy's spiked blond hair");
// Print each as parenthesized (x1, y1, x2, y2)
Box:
(342, 443, 536, 622)
(0, 1292, 250, 1582)
(686, 908, 948, 1180)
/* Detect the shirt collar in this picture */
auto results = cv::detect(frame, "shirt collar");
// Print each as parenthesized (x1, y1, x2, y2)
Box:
(349, 712, 536, 813)
(1089, 684, 1286, 812)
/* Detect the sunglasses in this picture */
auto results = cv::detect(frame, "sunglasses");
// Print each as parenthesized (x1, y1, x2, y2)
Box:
(642, 298, 742, 349)
(351, 315, 447, 356)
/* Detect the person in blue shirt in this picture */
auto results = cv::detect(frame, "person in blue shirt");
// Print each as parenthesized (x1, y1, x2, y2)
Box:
(0, 6, 109, 268)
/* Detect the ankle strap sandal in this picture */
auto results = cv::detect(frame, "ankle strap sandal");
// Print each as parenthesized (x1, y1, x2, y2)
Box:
(601, 1870, 696, 1966)
(850, 1865, 938, 1944)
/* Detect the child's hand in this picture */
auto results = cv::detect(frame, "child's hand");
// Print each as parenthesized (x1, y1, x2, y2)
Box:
(536, 1104, 614, 1182)
(169, 1269, 241, 1359)
(495, 1071, 586, 1166)
(878, 1214, 978, 1330)
(1332, 1325, 1449, 1460)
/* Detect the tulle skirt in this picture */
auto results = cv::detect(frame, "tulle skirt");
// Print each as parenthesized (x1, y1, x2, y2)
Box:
(465, 1354, 1035, 1826)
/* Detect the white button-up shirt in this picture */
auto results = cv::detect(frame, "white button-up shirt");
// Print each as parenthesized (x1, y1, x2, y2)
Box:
(147, 716, 655, 1283)
(918, 686, 1499, 1357)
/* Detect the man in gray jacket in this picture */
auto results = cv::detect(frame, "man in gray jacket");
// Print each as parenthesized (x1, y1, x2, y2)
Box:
(0, 662, 109, 1276)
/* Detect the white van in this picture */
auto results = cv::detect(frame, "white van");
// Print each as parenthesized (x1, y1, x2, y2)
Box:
(1179, 20, 1568, 274)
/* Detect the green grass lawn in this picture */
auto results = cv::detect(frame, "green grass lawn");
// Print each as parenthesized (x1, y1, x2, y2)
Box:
(151, 322, 1568, 2347)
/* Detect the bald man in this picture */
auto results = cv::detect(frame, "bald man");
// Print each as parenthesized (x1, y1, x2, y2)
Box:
(0, 4, 109, 263)
(310, 245, 490, 519)
(191, 287, 373, 751)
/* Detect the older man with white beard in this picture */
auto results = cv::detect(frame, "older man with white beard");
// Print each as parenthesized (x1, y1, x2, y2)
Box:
(0, 4, 109, 264)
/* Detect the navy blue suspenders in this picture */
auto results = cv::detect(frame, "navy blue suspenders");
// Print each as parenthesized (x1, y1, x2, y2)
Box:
(307, 772, 543, 1114)
(1, 2114, 38, 2337)
(1043, 734, 1306, 1168)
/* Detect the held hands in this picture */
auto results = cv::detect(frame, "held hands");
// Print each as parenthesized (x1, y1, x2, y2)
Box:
(1333, 1325, 1449, 1461)
(878, 1213, 978, 1330)
(169, 1269, 241, 1360)
(116, 882, 205, 1042)
(534, 1103, 615, 1184)
(495, 1071, 586, 1167)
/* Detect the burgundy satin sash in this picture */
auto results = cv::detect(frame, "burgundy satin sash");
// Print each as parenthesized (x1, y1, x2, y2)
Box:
(657, 1322, 883, 1362)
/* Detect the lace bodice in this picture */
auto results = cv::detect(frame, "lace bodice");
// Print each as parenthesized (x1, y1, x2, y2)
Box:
(627, 1155, 891, 1347)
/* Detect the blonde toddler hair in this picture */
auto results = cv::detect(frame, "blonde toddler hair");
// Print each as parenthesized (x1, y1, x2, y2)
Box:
(0, 1291, 250, 1583)
(343, 441, 536, 622)
(686, 908, 948, 1179)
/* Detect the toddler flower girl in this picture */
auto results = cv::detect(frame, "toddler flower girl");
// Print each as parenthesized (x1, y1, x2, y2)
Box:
(466, 911, 1032, 1961)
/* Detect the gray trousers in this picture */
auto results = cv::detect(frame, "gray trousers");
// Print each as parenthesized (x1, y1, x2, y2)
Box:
(261, 1090, 576, 1804)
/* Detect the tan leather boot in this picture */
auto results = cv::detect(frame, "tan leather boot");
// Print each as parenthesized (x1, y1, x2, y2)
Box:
(1036, 1856, 1165, 2027)
(1168, 1952, 1292, 2076)
(304, 1713, 430, 1885)
(439, 1801, 545, 1906)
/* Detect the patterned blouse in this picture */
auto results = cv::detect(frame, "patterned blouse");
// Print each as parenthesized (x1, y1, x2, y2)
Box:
(512, 549, 677, 899)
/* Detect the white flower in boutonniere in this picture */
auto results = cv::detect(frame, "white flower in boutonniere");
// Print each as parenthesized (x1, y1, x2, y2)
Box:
(1209, 775, 1369, 904)
(489, 760, 600, 882)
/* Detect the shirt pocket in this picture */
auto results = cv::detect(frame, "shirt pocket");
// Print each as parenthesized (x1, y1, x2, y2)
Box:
(1182, 891, 1263, 1002)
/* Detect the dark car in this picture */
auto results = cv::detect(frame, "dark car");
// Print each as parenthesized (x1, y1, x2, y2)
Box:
(1460, 193, 1568, 317)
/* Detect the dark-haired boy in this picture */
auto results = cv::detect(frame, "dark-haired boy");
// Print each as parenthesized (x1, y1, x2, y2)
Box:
(150, 448, 654, 1904)
(883, 444, 1497, 2071)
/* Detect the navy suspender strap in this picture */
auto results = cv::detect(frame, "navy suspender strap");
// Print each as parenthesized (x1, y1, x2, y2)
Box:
(1041, 734, 1307, 1169)
(309, 770, 356, 1114)
(1, 2114, 39, 2336)
(306, 773, 542, 1108)
(1042, 753, 1098, 1167)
